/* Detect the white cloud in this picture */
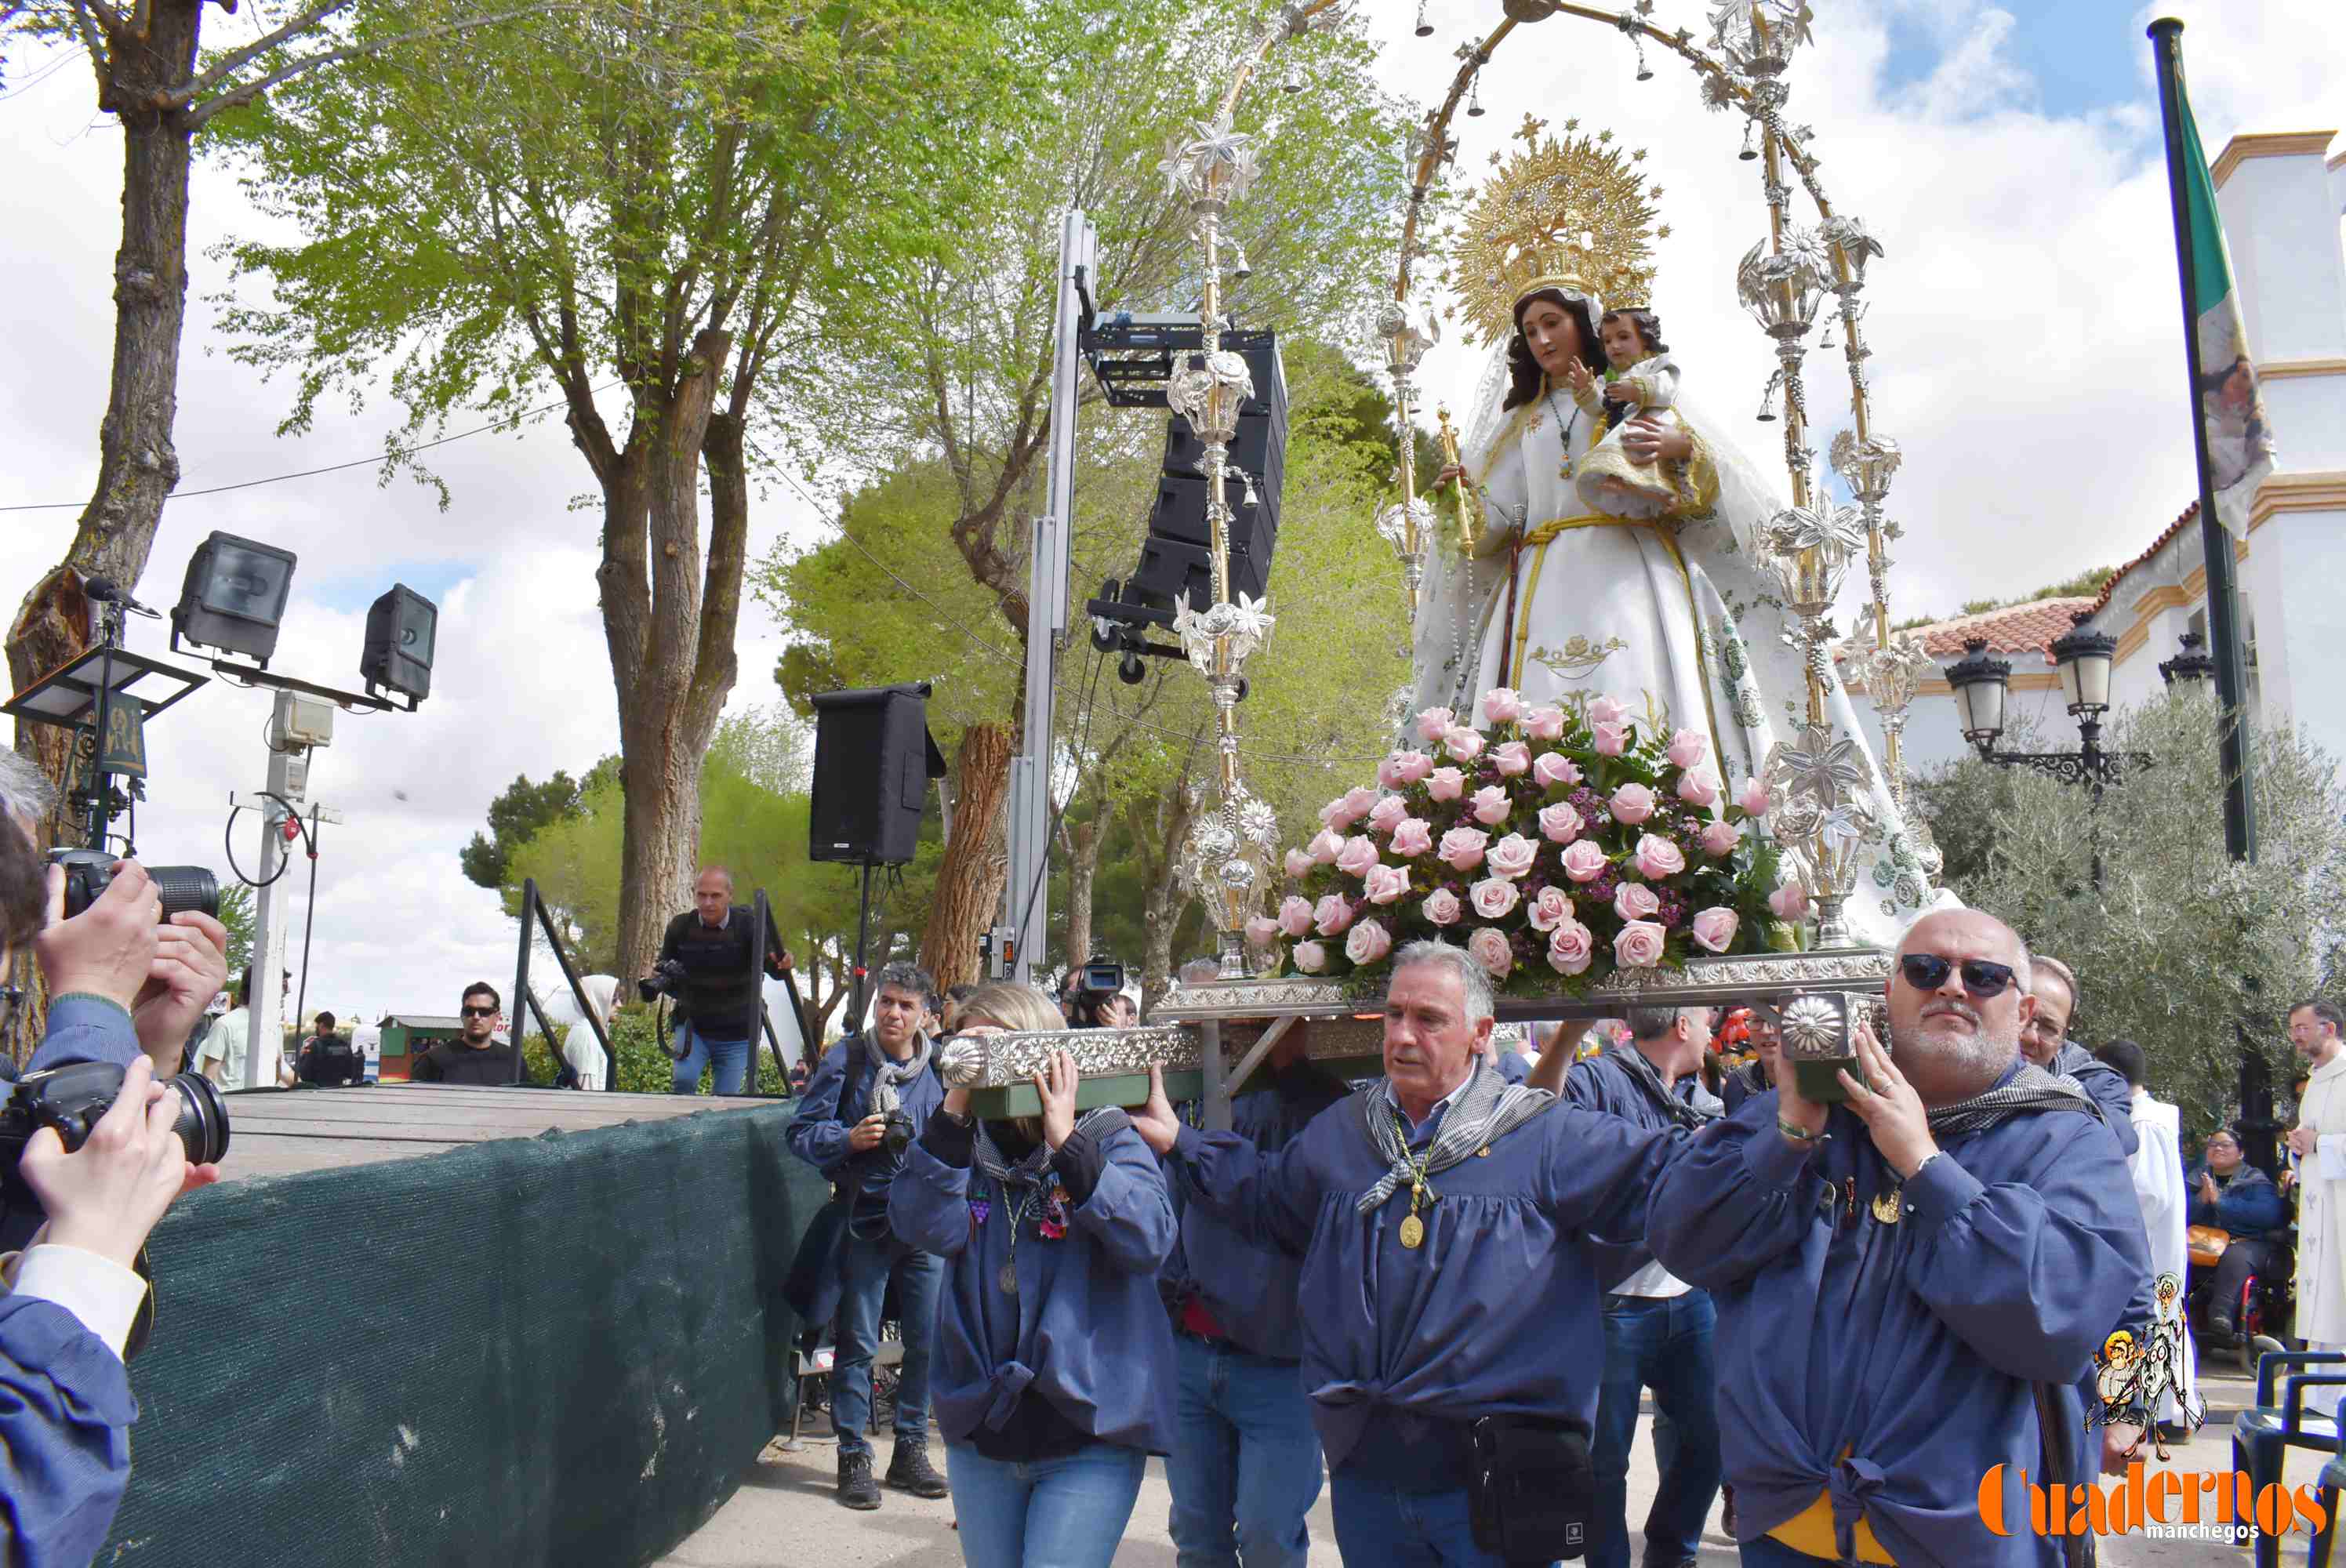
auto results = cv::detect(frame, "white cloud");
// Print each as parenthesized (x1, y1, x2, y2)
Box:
(5, 1, 2342, 1016)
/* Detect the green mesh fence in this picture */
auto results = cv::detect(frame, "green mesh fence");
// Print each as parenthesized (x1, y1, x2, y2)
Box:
(99, 1103, 829, 1566)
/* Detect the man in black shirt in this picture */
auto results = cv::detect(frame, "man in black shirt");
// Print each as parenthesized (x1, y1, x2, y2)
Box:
(412, 982, 523, 1085)
(651, 865, 788, 1095)
(296, 1010, 365, 1086)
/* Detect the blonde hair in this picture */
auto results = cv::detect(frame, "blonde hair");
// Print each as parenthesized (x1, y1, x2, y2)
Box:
(955, 982, 1062, 1035)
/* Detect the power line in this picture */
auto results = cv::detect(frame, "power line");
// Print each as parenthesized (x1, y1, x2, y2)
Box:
(0, 382, 622, 513)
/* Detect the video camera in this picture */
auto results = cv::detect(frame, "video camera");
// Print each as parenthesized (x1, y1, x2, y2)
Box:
(0, 1058, 231, 1214)
(49, 848, 220, 922)
(1062, 956, 1128, 1029)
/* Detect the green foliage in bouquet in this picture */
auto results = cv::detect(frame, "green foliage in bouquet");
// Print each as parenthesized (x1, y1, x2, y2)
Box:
(1249, 689, 1789, 997)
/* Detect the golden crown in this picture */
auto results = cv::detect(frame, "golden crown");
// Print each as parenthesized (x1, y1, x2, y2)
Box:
(1447, 114, 1668, 347)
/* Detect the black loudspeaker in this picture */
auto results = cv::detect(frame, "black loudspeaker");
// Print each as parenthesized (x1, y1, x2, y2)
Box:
(809, 684, 947, 866)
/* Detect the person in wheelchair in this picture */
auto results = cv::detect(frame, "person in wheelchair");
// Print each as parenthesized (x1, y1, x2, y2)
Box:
(2188, 1126, 2290, 1341)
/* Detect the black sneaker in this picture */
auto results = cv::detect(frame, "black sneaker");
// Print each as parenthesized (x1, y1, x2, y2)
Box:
(885, 1441, 950, 1499)
(837, 1450, 881, 1511)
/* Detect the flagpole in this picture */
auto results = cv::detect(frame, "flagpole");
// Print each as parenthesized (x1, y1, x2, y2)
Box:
(2149, 16, 2257, 864)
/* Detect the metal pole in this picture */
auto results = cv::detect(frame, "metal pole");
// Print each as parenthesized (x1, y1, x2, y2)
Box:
(243, 692, 301, 1093)
(85, 602, 119, 851)
(510, 877, 536, 1085)
(2150, 17, 2257, 866)
(2151, 16, 2272, 1171)
(850, 861, 875, 1036)
(532, 896, 612, 1089)
(1004, 209, 1095, 985)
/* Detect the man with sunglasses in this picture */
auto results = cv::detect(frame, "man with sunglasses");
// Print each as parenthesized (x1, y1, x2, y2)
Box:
(2018, 954, 2138, 1158)
(412, 983, 523, 1085)
(1648, 910, 2154, 1567)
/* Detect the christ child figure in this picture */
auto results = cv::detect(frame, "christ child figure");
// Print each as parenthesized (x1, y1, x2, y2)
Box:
(1571, 307, 1682, 521)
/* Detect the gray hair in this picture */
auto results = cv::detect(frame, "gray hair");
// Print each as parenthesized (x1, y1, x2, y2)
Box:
(1178, 956, 1222, 985)
(695, 864, 735, 891)
(2030, 953, 2075, 1009)
(873, 960, 934, 1001)
(1391, 939, 1495, 1023)
(1625, 1004, 1706, 1043)
(0, 749, 57, 829)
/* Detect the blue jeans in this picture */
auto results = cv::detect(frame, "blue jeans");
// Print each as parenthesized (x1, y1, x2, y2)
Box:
(831, 1229, 940, 1460)
(1592, 1291, 1721, 1568)
(670, 1022, 750, 1094)
(1330, 1472, 1525, 1568)
(1167, 1334, 1324, 1568)
(946, 1440, 1147, 1568)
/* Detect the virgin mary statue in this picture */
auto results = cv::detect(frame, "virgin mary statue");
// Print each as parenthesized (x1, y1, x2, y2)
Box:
(1411, 124, 1942, 942)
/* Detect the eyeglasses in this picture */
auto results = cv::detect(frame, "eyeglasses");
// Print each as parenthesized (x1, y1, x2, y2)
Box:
(461, 1004, 497, 1018)
(1898, 953, 2018, 1000)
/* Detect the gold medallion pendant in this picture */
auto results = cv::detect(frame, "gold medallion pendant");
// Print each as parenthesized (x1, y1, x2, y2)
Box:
(1399, 1214, 1426, 1250)
(1870, 1189, 1904, 1225)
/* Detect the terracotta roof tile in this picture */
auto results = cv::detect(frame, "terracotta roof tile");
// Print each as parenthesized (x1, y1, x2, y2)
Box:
(1836, 597, 2098, 672)
(2089, 500, 2199, 615)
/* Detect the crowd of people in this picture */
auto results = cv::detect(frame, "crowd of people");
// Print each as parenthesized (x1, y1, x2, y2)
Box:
(771, 878, 2346, 1568)
(6, 786, 2341, 1568)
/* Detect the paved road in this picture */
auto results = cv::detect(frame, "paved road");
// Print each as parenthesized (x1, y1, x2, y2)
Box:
(661, 1372, 2274, 1566)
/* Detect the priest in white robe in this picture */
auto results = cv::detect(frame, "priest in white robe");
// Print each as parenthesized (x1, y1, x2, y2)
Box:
(2290, 1000, 2346, 1349)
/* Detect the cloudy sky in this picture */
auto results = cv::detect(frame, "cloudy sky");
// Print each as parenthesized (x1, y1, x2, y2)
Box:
(2, 0, 2341, 1024)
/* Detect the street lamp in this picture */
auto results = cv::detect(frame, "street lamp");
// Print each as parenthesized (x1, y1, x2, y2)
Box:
(2159, 629, 2217, 688)
(1945, 637, 2010, 750)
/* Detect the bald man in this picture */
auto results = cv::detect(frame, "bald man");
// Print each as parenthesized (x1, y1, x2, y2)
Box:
(1649, 910, 2155, 1567)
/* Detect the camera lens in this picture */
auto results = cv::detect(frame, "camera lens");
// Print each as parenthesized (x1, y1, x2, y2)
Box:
(164, 1071, 231, 1165)
(147, 866, 221, 922)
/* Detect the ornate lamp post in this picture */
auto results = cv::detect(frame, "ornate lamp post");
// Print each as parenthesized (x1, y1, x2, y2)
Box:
(2159, 628, 2217, 688)
(1944, 614, 2147, 797)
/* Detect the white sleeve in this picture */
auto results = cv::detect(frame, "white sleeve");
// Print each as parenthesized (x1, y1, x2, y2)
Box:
(2318, 1133, 2346, 1181)
(1473, 434, 1530, 559)
(2131, 1121, 2184, 1236)
(194, 1018, 226, 1067)
(9, 1244, 147, 1361)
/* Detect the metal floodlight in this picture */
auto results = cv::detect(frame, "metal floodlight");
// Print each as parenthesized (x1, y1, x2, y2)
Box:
(170, 532, 298, 666)
(361, 583, 438, 706)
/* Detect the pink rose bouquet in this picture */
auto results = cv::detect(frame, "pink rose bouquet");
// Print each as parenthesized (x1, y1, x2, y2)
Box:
(1258, 690, 1784, 994)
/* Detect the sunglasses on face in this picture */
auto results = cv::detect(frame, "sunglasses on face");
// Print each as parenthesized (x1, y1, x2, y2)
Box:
(461, 1005, 497, 1018)
(1898, 953, 2018, 1000)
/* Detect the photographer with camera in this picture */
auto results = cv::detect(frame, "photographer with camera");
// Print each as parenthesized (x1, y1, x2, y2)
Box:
(2, 750, 227, 1565)
(785, 960, 949, 1511)
(645, 866, 789, 1096)
(1058, 958, 1130, 1030)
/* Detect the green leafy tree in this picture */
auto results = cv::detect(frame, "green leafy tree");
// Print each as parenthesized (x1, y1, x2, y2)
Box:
(461, 771, 588, 891)
(764, 0, 1413, 984)
(216, 881, 256, 978)
(3, 0, 540, 808)
(210, 0, 1018, 978)
(1928, 690, 2346, 1133)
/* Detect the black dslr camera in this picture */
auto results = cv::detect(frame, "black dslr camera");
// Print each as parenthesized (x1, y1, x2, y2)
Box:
(1064, 957, 1128, 1029)
(880, 1110, 916, 1159)
(637, 957, 690, 1003)
(0, 1059, 231, 1212)
(50, 848, 221, 922)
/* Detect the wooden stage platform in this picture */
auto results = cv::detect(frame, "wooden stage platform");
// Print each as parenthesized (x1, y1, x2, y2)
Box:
(214, 1082, 782, 1181)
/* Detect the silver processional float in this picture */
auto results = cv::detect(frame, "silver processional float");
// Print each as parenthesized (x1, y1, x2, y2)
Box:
(959, 1, 1945, 1126)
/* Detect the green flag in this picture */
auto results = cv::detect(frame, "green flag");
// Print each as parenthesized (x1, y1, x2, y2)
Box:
(2173, 73, 2275, 539)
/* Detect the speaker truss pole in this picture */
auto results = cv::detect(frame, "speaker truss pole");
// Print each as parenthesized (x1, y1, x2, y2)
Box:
(1004, 209, 1096, 985)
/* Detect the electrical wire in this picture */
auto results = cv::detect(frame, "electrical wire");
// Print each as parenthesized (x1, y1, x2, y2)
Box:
(0, 382, 623, 513)
(223, 791, 314, 889)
